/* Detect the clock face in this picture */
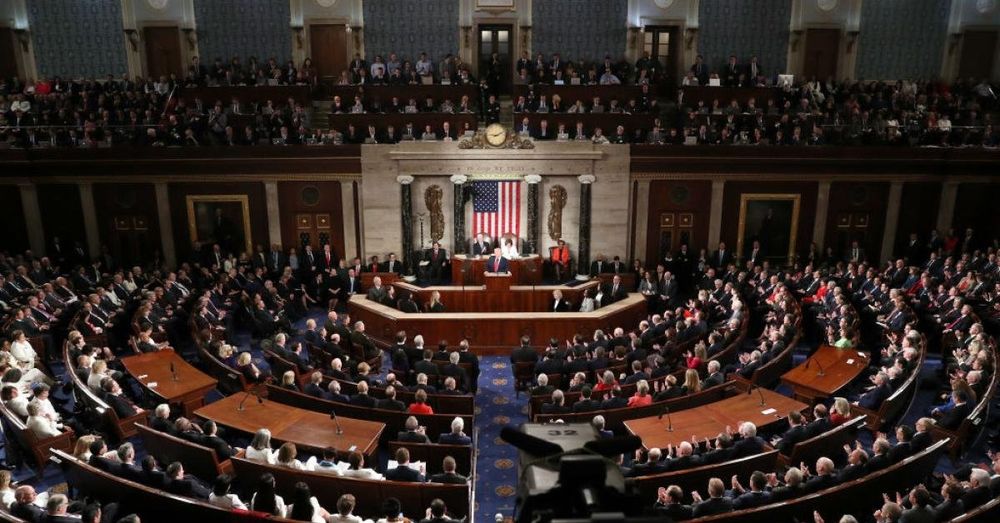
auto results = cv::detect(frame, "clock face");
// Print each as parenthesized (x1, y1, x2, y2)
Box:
(486, 124, 507, 146)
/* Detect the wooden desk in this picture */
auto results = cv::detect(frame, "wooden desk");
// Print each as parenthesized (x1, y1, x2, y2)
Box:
(328, 113, 478, 135)
(680, 86, 778, 107)
(179, 85, 312, 105)
(781, 345, 870, 403)
(327, 84, 479, 105)
(194, 393, 384, 459)
(122, 351, 217, 417)
(624, 388, 808, 450)
(451, 254, 542, 285)
(360, 272, 400, 292)
(392, 281, 598, 313)
(348, 292, 647, 355)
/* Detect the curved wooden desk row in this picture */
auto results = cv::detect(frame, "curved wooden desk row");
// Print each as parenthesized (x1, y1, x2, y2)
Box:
(392, 280, 598, 313)
(52, 449, 298, 523)
(348, 293, 648, 355)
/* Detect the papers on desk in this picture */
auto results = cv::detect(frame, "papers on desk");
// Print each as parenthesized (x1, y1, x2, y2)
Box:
(846, 359, 855, 365)
(387, 460, 426, 476)
(418, 261, 430, 266)
(761, 408, 777, 415)
(858, 352, 868, 358)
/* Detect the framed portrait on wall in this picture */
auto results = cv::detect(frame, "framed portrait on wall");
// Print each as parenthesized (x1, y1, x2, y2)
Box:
(185, 195, 252, 255)
(736, 193, 801, 265)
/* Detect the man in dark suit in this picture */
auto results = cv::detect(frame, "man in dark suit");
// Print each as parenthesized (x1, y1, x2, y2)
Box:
(938, 391, 972, 430)
(377, 386, 406, 412)
(690, 55, 709, 86)
(350, 381, 378, 408)
(440, 352, 469, 392)
(471, 233, 492, 256)
(773, 411, 810, 454)
(549, 289, 570, 312)
(424, 242, 449, 282)
(803, 457, 838, 494)
(10, 486, 46, 523)
(856, 372, 892, 410)
(732, 471, 772, 509)
(439, 418, 472, 445)
(396, 416, 430, 443)
(572, 386, 601, 413)
(385, 448, 424, 482)
(701, 360, 725, 389)
(485, 247, 509, 273)
(413, 349, 440, 380)
(199, 420, 233, 461)
(731, 422, 767, 458)
(456, 340, 480, 393)
(713, 242, 733, 270)
(654, 485, 693, 521)
(603, 274, 628, 305)
(510, 337, 538, 365)
(381, 253, 403, 275)
(164, 462, 210, 499)
(691, 478, 734, 517)
(429, 457, 468, 484)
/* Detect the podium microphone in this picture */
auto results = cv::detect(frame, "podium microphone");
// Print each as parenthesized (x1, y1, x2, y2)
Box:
(805, 354, 826, 377)
(659, 405, 673, 432)
(237, 386, 264, 411)
(330, 409, 344, 435)
(747, 383, 766, 407)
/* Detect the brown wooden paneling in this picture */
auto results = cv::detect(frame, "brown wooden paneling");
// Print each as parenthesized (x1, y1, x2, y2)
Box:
(277, 181, 345, 258)
(721, 181, 818, 262)
(143, 26, 182, 79)
(959, 31, 997, 80)
(309, 24, 348, 80)
(645, 180, 712, 266)
(0, 28, 18, 80)
(804, 28, 840, 80)
(167, 182, 269, 260)
(0, 185, 28, 254)
(36, 184, 85, 257)
(953, 182, 1000, 243)
(93, 183, 160, 265)
(895, 182, 941, 256)
(825, 181, 889, 260)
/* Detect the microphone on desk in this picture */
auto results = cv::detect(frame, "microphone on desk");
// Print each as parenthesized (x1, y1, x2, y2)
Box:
(659, 405, 673, 432)
(237, 385, 264, 411)
(747, 383, 766, 407)
(330, 408, 344, 435)
(804, 354, 826, 377)
(170, 361, 179, 382)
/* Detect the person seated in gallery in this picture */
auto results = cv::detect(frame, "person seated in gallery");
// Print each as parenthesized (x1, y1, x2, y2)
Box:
(485, 247, 510, 274)
(500, 237, 520, 259)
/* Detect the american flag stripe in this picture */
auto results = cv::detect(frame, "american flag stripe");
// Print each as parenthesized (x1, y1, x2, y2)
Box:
(472, 180, 521, 241)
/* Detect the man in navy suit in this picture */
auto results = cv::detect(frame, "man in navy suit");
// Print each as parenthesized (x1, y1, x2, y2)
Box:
(385, 448, 424, 482)
(485, 247, 509, 274)
(856, 372, 892, 410)
(472, 233, 492, 256)
(438, 417, 472, 445)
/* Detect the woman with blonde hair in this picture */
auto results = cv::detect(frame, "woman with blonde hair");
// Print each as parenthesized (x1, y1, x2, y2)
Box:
(280, 371, 298, 391)
(628, 380, 652, 407)
(683, 368, 701, 394)
(73, 434, 98, 460)
(830, 397, 851, 426)
(0, 469, 14, 507)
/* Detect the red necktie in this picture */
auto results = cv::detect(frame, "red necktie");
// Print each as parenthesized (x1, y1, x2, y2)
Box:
(494, 259, 500, 272)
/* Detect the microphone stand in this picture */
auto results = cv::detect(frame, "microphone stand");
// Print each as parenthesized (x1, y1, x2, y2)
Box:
(170, 361, 179, 382)
(660, 406, 673, 432)
(330, 409, 344, 435)
(237, 385, 264, 411)
(747, 384, 766, 407)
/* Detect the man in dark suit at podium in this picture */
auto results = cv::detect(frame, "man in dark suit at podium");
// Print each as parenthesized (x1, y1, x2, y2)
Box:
(472, 233, 492, 257)
(485, 247, 509, 274)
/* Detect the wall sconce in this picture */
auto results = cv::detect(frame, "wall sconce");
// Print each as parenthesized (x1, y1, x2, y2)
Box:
(12, 29, 30, 52)
(790, 30, 804, 52)
(349, 26, 362, 49)
(519, 25, 531, 51)
(123, 29, 140, 52)
(291, 25, 304, 50)
(181, 28, 197, 51)
(845, 30, 859, 53)
(684, 27, 698, 50)
(345, 24, 352, 33)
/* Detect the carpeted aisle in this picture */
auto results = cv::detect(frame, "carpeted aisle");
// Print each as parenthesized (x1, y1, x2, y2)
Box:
(473, 357, 525, 522)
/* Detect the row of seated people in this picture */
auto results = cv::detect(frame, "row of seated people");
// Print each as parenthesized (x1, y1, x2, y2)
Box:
(185, 55, 321, 88)
(2, 476, 136, 523)
(513, 92, 657, 114)
(336, 51, 486, 88)
(329, 94, 477, 115)
(513, 50, 667, 86)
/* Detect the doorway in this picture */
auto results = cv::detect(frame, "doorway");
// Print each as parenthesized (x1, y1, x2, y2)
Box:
(309, 24, 348, 82)
(642, 26, 679, 86)
(478, 24, 513, 94)
(143, 26, 183, 79)
(959, 30, 998, 80)
(803, 28, 840, 81)
(0, 28, 18, 80)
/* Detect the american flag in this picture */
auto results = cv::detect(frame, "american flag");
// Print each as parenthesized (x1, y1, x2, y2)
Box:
(472, 180, 521, 241)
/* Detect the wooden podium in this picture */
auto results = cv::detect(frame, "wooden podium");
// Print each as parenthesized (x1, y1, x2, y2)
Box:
(484, 273, 512, 292)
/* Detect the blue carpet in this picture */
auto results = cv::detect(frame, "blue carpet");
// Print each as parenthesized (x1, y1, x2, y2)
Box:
(473, 357, 523, 522)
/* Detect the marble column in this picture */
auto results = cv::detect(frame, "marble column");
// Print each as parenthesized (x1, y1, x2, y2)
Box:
(707, 180, 726, 248)
(576, 175, 595, 279)
(879, 181, 904, 265)
(398, 175, 414, 273)
(264, 181, 282, 247)
(524, 175, 542, 254)
(18, 183, 45, 255)
(812, 181, 832, 250)
(450, 175, 467, 254)
(936, 181, 959, 234)
(340, 180, 358, 260)
(154, 182, 177, 268)
(78, 182, 101, 259)
(631, 179, 651, 262)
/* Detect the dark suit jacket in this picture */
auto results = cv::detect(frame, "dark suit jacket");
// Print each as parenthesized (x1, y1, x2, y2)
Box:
(11, 502, 45, 523)
(938, 401, 971, 430)
(429, 472, 468, 484)
(385, 465, 424, 482)
(378, 398, 406, 412)
(858, 383, 892, 410)
(777, 424, 810, 454)
(438, 433, 472, 445)
(397, 430, 431, 444)
(350, 394, 378, 408)
(472, 241, 492, 256)
(485, 255, 509, 273)
(733, 490, 772, 510)
(692, 497, 733, 518)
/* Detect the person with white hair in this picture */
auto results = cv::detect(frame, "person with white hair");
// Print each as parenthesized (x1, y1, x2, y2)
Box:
(531, 373, 554, 396)
(246, 428, 277, 464)
(592, 415, 612, 438)
(439, 417, 471, 445)
(731, 421, 765, 457)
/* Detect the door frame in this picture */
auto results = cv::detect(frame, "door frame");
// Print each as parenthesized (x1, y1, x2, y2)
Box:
(473, 16, 520, 78)
(799, 24, 849, 81)
(139, 23, 187, 79)
(475, 22, 515, 93)
(638, 17, 690, 87)
(304, 18, 353, 82)
(956, 26, 1000, 81)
